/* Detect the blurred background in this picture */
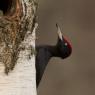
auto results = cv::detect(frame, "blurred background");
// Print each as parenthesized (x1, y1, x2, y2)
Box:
(37, 0, 95, 95)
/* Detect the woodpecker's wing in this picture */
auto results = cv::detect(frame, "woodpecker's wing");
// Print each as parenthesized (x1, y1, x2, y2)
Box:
(36, 46, 52, 87)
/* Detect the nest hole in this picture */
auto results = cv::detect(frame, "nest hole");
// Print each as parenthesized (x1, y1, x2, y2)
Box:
(0, 0, 16, 16)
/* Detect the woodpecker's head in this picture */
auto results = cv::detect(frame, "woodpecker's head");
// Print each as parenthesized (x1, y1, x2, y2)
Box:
(56, 23, 72, 59)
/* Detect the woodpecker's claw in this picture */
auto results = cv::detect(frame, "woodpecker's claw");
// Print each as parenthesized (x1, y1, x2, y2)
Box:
(56, 23, 63, 40)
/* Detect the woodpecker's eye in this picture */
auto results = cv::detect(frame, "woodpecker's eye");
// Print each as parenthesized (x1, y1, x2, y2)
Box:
(65, 42, 68, 46)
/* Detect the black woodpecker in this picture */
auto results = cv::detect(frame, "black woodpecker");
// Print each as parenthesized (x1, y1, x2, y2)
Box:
(36, 24, 72, 87)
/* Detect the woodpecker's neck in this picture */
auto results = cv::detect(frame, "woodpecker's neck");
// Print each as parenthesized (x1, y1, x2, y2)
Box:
(46, 45, 60, 58)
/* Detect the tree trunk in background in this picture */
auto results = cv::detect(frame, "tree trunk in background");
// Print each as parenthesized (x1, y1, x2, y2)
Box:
(0, 0, 38, 95)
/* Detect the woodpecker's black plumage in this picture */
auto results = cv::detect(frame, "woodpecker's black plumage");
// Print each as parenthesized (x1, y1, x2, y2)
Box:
(36, 24, 72, 87)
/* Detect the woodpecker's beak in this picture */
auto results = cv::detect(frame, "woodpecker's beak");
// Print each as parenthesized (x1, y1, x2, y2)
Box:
(56, 23, 63, 41)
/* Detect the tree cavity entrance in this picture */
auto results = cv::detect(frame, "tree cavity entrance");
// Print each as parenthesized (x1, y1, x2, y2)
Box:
(0, 0, 16, 16)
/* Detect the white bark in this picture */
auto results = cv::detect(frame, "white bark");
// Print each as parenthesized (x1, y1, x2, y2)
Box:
(0, 23, 37, 95)
(0, 0, 38, 95)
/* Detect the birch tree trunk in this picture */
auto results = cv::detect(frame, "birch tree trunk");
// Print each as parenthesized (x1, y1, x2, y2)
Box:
(0, 0, 38, 95)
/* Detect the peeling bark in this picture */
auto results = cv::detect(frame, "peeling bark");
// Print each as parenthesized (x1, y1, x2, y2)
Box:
(0, 0, 38, 95)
